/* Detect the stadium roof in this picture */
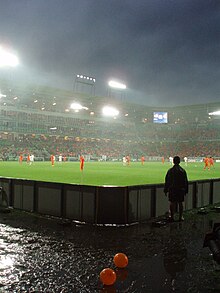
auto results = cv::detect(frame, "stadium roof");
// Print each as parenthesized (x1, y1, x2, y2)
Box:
(1, 78, 220, 124)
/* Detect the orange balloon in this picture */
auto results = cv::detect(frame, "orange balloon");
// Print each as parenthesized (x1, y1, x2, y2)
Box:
(113, 253, 128, 268)
(100, 268, 117, 286)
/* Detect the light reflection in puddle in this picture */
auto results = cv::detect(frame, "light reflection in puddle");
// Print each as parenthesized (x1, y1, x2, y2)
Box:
(0, 255, 14, 269)
(0, 210, 218, 292)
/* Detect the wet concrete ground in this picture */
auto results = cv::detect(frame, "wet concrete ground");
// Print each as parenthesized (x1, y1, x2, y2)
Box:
(0, 207, 219, 293)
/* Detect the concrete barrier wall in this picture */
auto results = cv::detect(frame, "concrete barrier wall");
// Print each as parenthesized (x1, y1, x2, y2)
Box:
(0, 177, 220, 225)
(97, 186, 126, 224)
(213, 180, 220, 204)
(197, 181, 211, 207)
(185, 183, 194, 210)
(13, 180, 35, 211)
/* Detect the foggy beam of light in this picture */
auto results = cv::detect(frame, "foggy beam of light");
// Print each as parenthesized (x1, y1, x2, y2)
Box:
(208, 111, 220, 116)
(0, 47, 19, 67)
(102, 106, 119, 117)
(70, 102, 88, 110)
(108, 80, 126, 89)
(0, 93, 6, 98)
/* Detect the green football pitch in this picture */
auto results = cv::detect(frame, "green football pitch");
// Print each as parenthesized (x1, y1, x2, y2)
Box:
(0, 161, 219, 186)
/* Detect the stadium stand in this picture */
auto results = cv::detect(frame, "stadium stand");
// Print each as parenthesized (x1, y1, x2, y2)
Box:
(1, 78, 220, 161)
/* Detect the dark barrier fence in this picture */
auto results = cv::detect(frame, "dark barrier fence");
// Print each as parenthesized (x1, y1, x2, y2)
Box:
(0, 177, 219, 225)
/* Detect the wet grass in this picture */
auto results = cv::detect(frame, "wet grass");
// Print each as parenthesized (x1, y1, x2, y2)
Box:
(0, 161, 219, 186)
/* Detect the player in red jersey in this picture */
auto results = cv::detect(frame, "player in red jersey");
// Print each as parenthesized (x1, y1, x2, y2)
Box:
(51, 154, 55, 166)
(27, 154, 30, 164)
(141, 156, 145, 165)
(80, 155, 85, 171)
(126, 155, 130, 166)
(204, 157, 210, 170)
(19, 154, 23, 164)
(209, 157, 214, 168)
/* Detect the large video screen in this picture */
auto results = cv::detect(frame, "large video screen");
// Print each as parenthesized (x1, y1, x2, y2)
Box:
(153, 112, 168, 123)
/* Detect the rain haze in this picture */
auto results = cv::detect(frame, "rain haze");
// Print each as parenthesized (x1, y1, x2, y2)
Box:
(0, 0, 219, 106)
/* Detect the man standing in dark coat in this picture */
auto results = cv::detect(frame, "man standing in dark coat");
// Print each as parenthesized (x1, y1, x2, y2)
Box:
(164, 156, 188, 222)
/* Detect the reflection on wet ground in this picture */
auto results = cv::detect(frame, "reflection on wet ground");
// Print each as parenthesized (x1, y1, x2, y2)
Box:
(0, 208, 220, 292)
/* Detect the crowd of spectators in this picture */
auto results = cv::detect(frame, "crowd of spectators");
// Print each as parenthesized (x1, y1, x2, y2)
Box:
(0, 121, 220, 161)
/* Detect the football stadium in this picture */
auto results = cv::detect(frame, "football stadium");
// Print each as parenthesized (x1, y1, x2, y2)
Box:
(1, 76, 220, 292)
(1, 2, 220, 292)
(0, 75, 220, 226)
(1, 77, 220, 186)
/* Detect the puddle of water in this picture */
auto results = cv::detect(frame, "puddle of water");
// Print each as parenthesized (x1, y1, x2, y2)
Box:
(0, 209, 219, 292)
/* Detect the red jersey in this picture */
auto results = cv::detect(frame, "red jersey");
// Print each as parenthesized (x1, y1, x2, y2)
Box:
(80, 156, 85, 171)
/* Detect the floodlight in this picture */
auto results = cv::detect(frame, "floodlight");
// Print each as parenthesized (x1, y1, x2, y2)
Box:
(70, 102, 88, 110)
(0, 47, 19, 67)
(108, 80, 126, 89)
(102, 106, 119, 117)
(209, 111, 220, 116)
(70, 102, 83, 110)
(0, 93, 6, 98)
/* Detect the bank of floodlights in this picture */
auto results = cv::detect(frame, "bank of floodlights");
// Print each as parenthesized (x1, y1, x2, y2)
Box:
(76, 74, 96, 83)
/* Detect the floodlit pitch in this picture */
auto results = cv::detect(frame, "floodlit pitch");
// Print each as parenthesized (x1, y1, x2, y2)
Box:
(0, 161, 218, 186)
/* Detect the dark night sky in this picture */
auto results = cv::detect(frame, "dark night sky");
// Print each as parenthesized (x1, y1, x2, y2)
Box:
(0, 0, 219, 106)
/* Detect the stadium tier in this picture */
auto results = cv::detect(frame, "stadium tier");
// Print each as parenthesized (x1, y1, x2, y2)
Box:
(0, 79, 220, 161)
